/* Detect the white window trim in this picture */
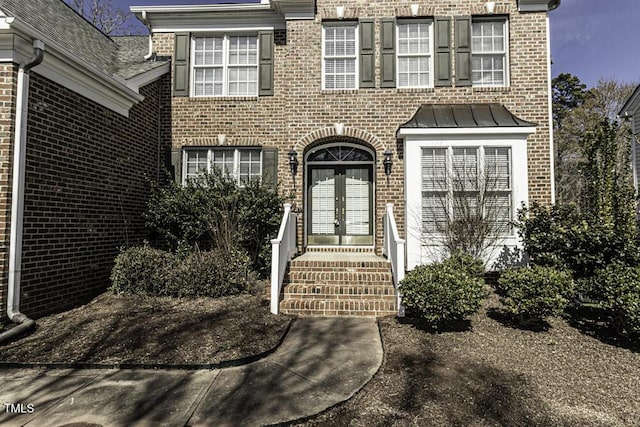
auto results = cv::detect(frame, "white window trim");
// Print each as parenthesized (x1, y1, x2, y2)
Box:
(395, 19, 434, 89)
(420, 146, 513, 236)
(471, 18, 510, 88)
(322, 21, 359, 90)
(183, 147, 263, 186)
(403, 134, 529, 269)
(190, 33, 260, 98)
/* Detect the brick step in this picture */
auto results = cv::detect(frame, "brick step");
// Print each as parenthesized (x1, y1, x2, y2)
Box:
(286, 271, 392, 284)
(304, 247, 376, 253)
(283, 283, 396, 298)
(280, 298, 397, 317)
(288, 261, 390, 270)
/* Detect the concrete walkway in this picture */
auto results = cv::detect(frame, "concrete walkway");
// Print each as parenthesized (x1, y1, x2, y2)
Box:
(0, 317, 382, 427)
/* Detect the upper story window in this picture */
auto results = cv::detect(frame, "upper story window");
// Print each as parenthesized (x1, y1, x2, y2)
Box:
(396, 21, 433, 88)
(192, 35, 258, 97)
(471, 19, 508, 87)
(323, 23, 358, 90)
(184, 147, 262, 185)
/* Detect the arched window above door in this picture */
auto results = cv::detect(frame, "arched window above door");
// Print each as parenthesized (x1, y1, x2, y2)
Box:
(307, 145, 374, 162)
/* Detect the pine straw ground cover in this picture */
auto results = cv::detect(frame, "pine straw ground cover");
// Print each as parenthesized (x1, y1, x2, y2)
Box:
(300, 291, 640, 427)
(0, 291, 292, 366)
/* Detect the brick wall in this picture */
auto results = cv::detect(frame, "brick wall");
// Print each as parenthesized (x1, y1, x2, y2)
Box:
(0, 64, 17, 323)
(4, 72, 169, 319)
(153, 0, 553, 254)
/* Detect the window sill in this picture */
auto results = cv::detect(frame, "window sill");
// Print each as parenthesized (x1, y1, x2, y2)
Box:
(186, 96, 260, 101)
(395, 87, 435, 93)
(472, 86, 511, 93)
(320, 89, 360, 95)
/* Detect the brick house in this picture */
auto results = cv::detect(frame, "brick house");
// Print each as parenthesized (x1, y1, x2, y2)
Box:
(133, 0, 559, 315)
(0, 0, 560, 328)
(0, 0, 170, 336)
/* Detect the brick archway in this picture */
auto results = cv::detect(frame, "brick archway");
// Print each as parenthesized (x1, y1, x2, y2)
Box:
(293, 126, 385, 154)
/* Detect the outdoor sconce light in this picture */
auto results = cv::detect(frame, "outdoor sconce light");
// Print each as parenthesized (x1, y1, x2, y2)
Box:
(288, 149, 299, 178)
(383, 148, 393, 178)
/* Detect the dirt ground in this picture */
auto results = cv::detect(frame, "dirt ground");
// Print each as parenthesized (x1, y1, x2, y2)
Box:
(0, 292, 292, 366)
(299, 292, 640, 427)
(1, 290, 639, 426)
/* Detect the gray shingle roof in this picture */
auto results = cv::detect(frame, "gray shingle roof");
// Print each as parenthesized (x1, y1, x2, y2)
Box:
(399, 104, 537, 129)
(113, 36, 168, 80)
(0, 0, 116, 74)
(0, 0, 166, 81)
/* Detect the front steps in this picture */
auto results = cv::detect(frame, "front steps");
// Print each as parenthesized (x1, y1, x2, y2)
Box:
(278, 251, 398, 317)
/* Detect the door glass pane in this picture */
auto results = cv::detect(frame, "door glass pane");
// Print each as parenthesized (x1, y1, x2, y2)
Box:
(310, 169, 336, 234)
(345, 168, 370, 235)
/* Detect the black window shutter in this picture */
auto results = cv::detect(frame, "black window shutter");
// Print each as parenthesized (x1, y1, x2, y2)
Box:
(262, 148, 278, 187)
(359, 19, 375, 88)
(171, 148, 182, 184)
(434, 17, 452, 87)
(258, 31, 274, 96)
(455, 16, 472, 87)
(380, 18, 396, 88)
(173, 33, 190, 97)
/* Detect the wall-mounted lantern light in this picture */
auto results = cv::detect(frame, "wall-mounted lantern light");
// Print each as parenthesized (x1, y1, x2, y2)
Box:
(383, 148, 393, 179)
(288, 149, 299, 179)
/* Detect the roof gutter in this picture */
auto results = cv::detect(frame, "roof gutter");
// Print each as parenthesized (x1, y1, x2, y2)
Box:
(0, 39, 44, 343)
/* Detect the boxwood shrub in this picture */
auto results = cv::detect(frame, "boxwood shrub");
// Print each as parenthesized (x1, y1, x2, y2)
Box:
(497, 266, 574, 323)
(399, 256, 486, 328)
(593, 263, 640, 337)
(110, 246, 250, 298)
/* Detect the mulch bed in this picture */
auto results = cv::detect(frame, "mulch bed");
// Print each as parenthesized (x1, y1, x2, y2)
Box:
(0, 292, 293, 366)
(299, 291, 640, 427)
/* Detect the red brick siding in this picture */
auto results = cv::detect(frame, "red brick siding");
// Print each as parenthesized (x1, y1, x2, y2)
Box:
(10, 72, 168, 319)
(153, 0, 553, 254)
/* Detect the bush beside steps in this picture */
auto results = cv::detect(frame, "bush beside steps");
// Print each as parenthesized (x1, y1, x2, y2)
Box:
(110, 245, 251, 298)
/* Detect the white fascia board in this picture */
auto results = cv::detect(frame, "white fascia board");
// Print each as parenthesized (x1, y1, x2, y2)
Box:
(126, 63, 170, 92)
(132, 5, 286, 32)
(518, 0, 559, 12)
(3, 18, 144, 117)
(397, 127, 536, 137)
(620, 85, 640, 118)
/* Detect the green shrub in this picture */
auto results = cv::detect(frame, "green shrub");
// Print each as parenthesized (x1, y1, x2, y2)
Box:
(593, 263, 640, 337)
(144, 170, 284, 277)
(110, 245, 175, 295)
(167, 249, 250, 298)
(516, 202, 638, 282)
(110, 246, 250, 298)
(400, 259, 486, 328)
(497, 266, 574, 323)
(446, 250, 485, 278)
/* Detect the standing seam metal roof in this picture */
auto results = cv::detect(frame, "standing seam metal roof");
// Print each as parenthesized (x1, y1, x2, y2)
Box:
(399, 104, 537, 129)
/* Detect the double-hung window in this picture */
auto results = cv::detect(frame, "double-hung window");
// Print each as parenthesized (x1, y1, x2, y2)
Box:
(192, 35, 258, 97)
(323, 23, 358, 90)
(471, 19, 508, 87)
(396, 21, 432, 88)
(184, 148, 262, 185)
(421, 146, 512, 235)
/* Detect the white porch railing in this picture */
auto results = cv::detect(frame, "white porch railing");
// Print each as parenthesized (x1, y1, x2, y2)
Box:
(383, 203, 406, 317)
(270, 203, 297, 314)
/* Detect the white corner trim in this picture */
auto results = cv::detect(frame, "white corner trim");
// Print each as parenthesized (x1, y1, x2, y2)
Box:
(397, 127, 536, 137)
(126, 63, 170, 92)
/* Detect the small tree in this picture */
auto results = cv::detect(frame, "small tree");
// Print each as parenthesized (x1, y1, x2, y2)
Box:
(65, 0, 143, 35)
(412, 150, 512, 264)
